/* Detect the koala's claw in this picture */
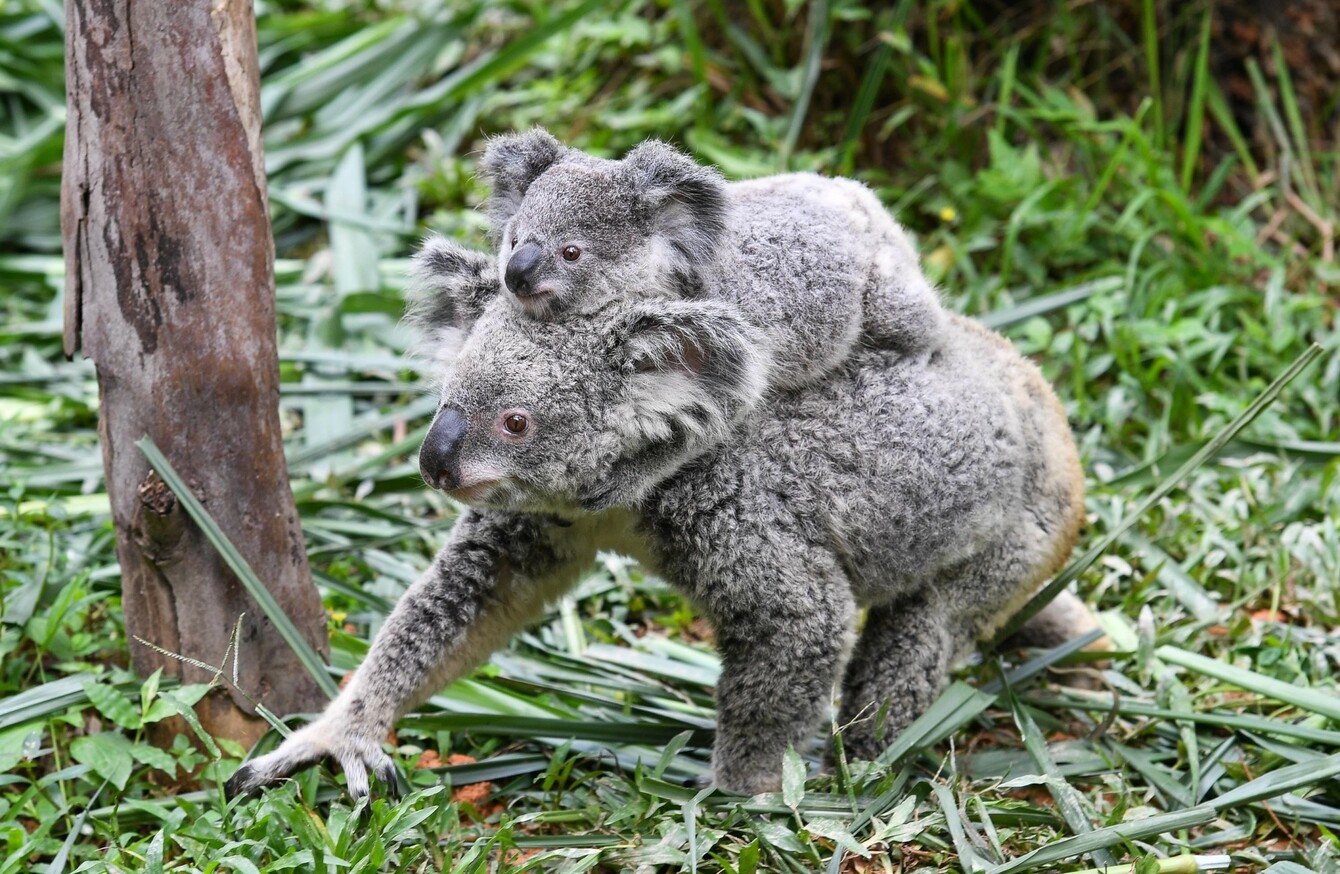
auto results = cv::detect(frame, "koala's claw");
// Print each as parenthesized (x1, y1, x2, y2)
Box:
(686, 771, 715, 790)
(224, 722, 397, 801)
(225, 736, 321, 800)
(336, 743, 400, 799)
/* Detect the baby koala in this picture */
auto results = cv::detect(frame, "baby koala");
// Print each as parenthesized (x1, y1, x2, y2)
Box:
(226, 246, 1097, 800)
(476, 128, 945, 388)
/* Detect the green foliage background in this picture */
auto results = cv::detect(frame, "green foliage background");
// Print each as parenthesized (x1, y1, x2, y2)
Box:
(1, 0, 1338, 871)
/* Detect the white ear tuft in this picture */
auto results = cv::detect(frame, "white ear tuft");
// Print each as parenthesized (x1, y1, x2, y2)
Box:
(622, 140, 729, 273)
(618, 300, 772, 449)
(404, 235, 499, 370)
(478, 128, 569, 233)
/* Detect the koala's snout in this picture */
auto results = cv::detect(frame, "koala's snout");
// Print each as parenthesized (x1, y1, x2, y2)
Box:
(504, 242, 546, 297)
(420, 407, 468, 490)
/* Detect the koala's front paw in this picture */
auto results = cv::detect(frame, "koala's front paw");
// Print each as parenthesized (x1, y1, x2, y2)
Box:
(224, 718, 399, 801)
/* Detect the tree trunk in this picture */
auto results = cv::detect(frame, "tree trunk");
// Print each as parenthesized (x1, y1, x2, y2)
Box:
(61, 0, 329, 745)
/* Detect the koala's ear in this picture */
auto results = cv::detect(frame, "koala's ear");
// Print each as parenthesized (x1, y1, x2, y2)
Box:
(622, 140, 728, 272)
(621, 300, 771, 433)
(583, 301, 770, 511)
(406, 235, 500, 366)
(479, 128, 568, 229)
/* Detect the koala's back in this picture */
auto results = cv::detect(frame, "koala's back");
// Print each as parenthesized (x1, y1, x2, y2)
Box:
(653, 313, 1083, 635)
(709, 173, 947, 388)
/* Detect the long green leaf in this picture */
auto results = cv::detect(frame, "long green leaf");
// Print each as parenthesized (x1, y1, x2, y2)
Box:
(993, 806, 1216, 874)
(991, 342, 1323, 646)
(137, 436, 339, 699)
(1209, 751, 1340, 809)
(779, 0, 830, 168)
(1156, 645, 1340, 722)
(1006, 686, 1114, 867)
(979, 277, 1121, 330)
(1024, 693, 1340, 747)
(1177, 11, 1212, 193)
(399, 713, 713, 747)
(0, 676, 168, 732)
(993, 739, 1340, 873)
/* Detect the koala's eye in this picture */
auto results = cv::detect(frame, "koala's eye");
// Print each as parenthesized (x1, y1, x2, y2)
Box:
(561, 245, 582, 262)
(503, 413, 529, 435)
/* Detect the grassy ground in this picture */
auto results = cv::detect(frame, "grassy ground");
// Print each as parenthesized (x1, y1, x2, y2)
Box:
(2, 0, 1339, 871)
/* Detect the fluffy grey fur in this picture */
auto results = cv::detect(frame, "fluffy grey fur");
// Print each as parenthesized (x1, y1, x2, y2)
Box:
(226, 249, 1097, 800)
(474, 128, 946, 388)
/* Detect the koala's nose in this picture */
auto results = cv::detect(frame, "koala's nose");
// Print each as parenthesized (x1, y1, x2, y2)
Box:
(504, 242, 545, 297)
(420, 407, 468, 490)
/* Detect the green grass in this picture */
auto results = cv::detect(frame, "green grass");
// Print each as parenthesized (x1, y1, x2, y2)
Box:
(2, 0, 1339, 871)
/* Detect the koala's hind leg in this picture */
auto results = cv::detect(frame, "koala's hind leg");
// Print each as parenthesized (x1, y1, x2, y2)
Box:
(691, 544, 857, 796)
(834, 594, 959, 762)
(1001, 589, 1103, 650)
(999, 589, 1109, 692)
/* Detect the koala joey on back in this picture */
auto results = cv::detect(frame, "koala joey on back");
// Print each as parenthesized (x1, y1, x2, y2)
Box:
(477, 128, 946, 389)
(225, 242, 1099, 800)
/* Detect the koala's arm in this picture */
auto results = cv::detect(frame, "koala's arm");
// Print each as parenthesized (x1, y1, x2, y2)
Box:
(225, 510, 591, 798)
(843, 181, 947, 354)
(650, 502, 858, 795)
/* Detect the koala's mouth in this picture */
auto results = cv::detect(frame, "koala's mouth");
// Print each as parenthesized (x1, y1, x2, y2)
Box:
(446, 480, 502, 503)
(513, 286, 561, 314)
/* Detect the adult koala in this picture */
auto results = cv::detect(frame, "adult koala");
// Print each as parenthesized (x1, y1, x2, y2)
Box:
(226, 244, 1097, 799)
(477, 128, 945, 389)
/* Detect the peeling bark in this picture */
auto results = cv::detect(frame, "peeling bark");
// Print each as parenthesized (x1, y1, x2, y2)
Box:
(61, 0, 329, 745)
